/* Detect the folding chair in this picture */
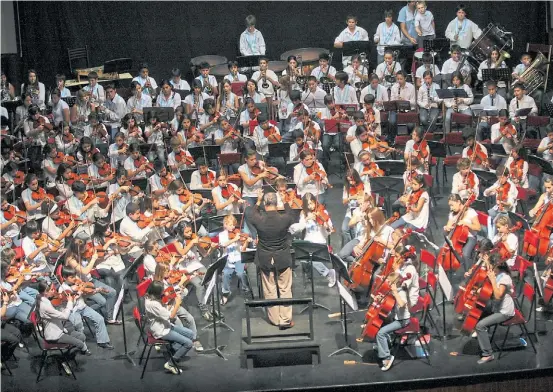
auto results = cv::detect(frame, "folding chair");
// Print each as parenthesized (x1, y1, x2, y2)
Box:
(450, 112, 472, 133)
(392, 298, 432, 366)
(442, 154, 462, 185)
(526, 116, 550, 139)
(410, 292, 439, 334)
(511, 256, 534, 295)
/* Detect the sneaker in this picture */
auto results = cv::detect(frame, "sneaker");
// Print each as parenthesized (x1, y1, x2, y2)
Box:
(193, 340, 204, 352)
(155, 344, 162, 351)
(202, 311, 214, 321)
(536, 306, 544, 312)
(520, 337, 527, 347)
(80, 349, 92, 356)
(477, 355, 494, 364)
(381, 355, 395, 371)
(164, 361, 182, 375)
(471, 331, 477, 338)
(98, 342, 114, 350)
(61, 361, 72, 376)
(327, 269, 337, 287)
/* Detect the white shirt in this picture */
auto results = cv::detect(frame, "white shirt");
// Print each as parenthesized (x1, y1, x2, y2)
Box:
(441, 58, 472, 76)
(126, 94, 153, 114)
(96, 254, 125, 273)
(360, 84, 389, 106)
(403, 191, 430, 229)
(451, 171, 480, 199)
(479, 94, 507, 112)
(447, 207, 479, 238)
(491, 123, 515, 155)
(344, 65, 370, 86)
(494, 272, 515, 316)
(219, 230, 242, 266)
(51, 99, 69, 126)
(417, 82, 442, 109)
(492, 233, 518, 268)
(294, 162, 326, 197)
(170, 79, 191, 91)
(509, 95, 538, 120)
(444, 84, 474, 111)
(538, 136, 553, 162)
(108, 183, 132, 222)
(251, 69, 279, 97)
(390, 82, 416, 110)
(334, 26, 369, 45)
(21, 236, 47, 267)
(183, 93, 210, 120)
(119, 216, 151, 243)
(21, 188, 46, 220)
(445, 18, 482, 49)
(415, 64, 441, 79)
(239, 163, 263, 197)
(483, 179, 518, 212)
(83, 84, 105, 104)
(143, 254, 157, 278)
(301, 88, 327, 110)
(194, 75, 217, 98)
(41, 216, 63, 244)
(132, 76, 158, 96)
(374, 22, 402, 56)
(190, 169, 216, 191)
(252, 125, 280, 156)
(124, 156, 150, 179)
(290, 211, 333, 244)
(240, 28, 266, 56)
(332, 85, 357, 105)
(375, 62, 402, 88)
(156, 91, 182, 109)
(103, 94, 127, 126)
(414, 11, 435, 36)
(310, 66, 337, 83)
(212, 184, 241, 214)
(477, 60, 508, 87)
(224, 72, 248, 83)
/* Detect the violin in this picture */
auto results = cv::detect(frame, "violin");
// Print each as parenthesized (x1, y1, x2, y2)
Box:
(509, 158, 525, 184)
(406, 189, 424, 213)
(200, 171, 216, 187)
(412, 139, 429, 161)
(118, 143, 129, 155)
(83, 242, 106, 259)
(33, 233, 62, 252)
(98, 163, 116, 177)
(122, 181, 143, 197)
(495, 182, 511, 212)
(136, 212, 169, 229)
(305, 161, 328, 184)
(13, 171, 26, 186)
(83, 147, 100, 163)
(33, 116, 53, 131)
(175, 149, 195, 166)
(263, 126, 282, 143)
(133, 155, 154, 171)
(464, 171, 476, 191)
(493, 222, 523, 261)
(314, 203, 332, 227)
(54, 211, 80, 226)
(62, 132, 75, 144)
(499, 123, 517, 139)
(73, 278, 109, 296)
(467, 143, 488, 166)
(179, 191, 204, 206)
(4, 264, 49, 284)
(221, 184, 242, 200)
(303, 120, 321, 144)
(186, 127, 204, 143)
(53, 151, 77, 166)
(368, 135, 396, 154)
(228, 228, 251, 243)
(50, 290, 73, 307)
(82, 190, 110, 209)
(249, 108, 261, 120)
(251, 162, 280, 182)
(2, 205, 27, 225)
(65, 172, 90, 186)
(360, 162, 384, 177)
(348, 182, 365, 200)
(160, 172, 176, 188)
(104, 232, 133, 248)
(31, 187, 55, 203)
(330, 106, 348, 120)
(284, 189, 302, 210)
(224, 127, 240, 140)
(185, 234, 214, 252)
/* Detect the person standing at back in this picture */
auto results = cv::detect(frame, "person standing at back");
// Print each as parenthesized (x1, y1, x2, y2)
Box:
(240, 15, 266, 56)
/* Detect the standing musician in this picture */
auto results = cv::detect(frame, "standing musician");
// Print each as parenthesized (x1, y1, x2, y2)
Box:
(483, 166, 518, 239)
(252, 57, 280, 118)
(49, 88, 71, 127)
(375, 50, 402, 89)
(462, 133, 489, 170)
(224, 61, 248, 83)
(333, 72, 357, 105)
(239, 15, 266, 57)
(444, 4, 482, 50)
(417, 71, 442, 129)
(248, 190, 297, 329)
(360, 74, 389, 109)
(474, 260, 515, 365)
(212, 169, 245, 216)
(190, 158, 217, 190)
(126, 81, 153, 124)
(375, 254, 419, 372)
(391, 174, 430, 231)
(333, 15, 370, 68)
(373, 10, 402, 65)
(389, 71, 417, 143)
(451, 158, 480, 199)
(194, 62, 218, 99)
(505, 145, 529, 188)
(184, 80, 210, 120)
(294, 149, 329, 206)
(311, 53, 337, 84)
(491, 109, 518, 157)
(443, 194, 481, 268)
(289, 193, 337, 287)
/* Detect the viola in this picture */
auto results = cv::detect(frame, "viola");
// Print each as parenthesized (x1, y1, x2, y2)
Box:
(263, 126, 282, 143)
(284, 189, 302, 209)
(83, 190, 110, 209)
(360, 162, 384, 177)
(66, 172, 90, 186)
(221, 184, 242, 200)
(53, 152, 77, 166)
(98, 163, 116, 177)
(467, 143, 488, 166)
(499, 123, 517, 139)
(133, 155, 154, 171)
(2, 205, 27, 225)
(175, 149, 195, 166)
(33, 233, 62, 252)
(31, 188, 55, 203)
(160, 172, 176, 188)
(493, 222, 523, 261)
(525, 200, 553, 257)
(13, 171, 26, 186)
(200, 171, 216, 187)
(228, 228, 251, 243)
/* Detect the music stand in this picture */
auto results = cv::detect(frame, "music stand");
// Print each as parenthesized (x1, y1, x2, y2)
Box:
(473, 169, 498, 187)
(471, 199, 487, 213)
(201, 255, 233, 359)
(507, 212, 530, 231)
(179, 169, 195, 184)
(427, 140, 447, 159)
(342, 41, 372, 57)
(142, 107, 174, 124)
(423, 38, 449, 54)
(189, 145, 221, 162)
(268, 142, 292, 161)
(237, 55, 262, 69)
(382, 100, 411, 113)
(369, 176, 405, 216)
(373, 160, 405, 176)
(208, 214, 245, 235)
(436, 88, 468, 101)
(515, 108, 532, 118)
(111, 255, 144, 366)
(61, 96, 77, 107)
(327, 253, 361, 358)
(173, 89, 191, 99)
(482, 68, 511, 83)
(240, 249, 257, 300)
(528, 154, 553, 176)
(544, 102, 553, 117)
(292, 240, 331, 312)
(103, 58, 133, 74)
(486, 143, 508, 156)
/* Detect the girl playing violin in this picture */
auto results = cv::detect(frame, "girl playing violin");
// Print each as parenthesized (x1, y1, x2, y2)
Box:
(41, 202, 77, 248)
(451, 157, 480, 200)
(462, 133, 489, 170)
(85, 113, 109, 145)
(292, 109, 323, 161)
(41, 145, 60, 189)
(253, 113, 281, 158)
(212, 169, 245, 216)
(55, 163, 75, 200)
(293, 149, 329, 206)
(190, 157, 217, 190)
(144, 115, 169, 164)
(167, 136, 195, 174)
(21, 173, 48, 220)
(443, 194, 481, 268)
(75, 136, 99, 164)
(214, 117, 242, 172)
(350, 126, 372, 165)
(1, 161, 20, 194)
(89, 152, 115, 188)
(354, 150, 383, 187)
(0, 195, 22, 243)
(124, 143, 153, 179)
(289, 192, 337, 287)
(505, 145, 529, 188)
(107, 167, 137, 224)
(361, 94, 382, 140)
(491, 215, 518, 267)
(342, 169, 370, 246)
(149, 160, 173, 206)
(54, 122, 79, 155)
(66, 180, 111, 240)
(167, 180, 202, 220)
(404, 128, 430, 174)
(107, 131, 128, 169)
(483, 165, 517, 239)
(391, 174, 430, 231)
(121, 113, 144, 144)
(198, 99, 220, 136)
(219, 215, 253, 304)
(178, 113, 204, 148)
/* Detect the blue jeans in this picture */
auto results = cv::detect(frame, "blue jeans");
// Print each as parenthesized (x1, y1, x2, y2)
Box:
(162, 325, 194, 360)
(475, 312, 511, 357)
(338, 238, 360, 264)
(476, 122, 491, 141)
(222, 262, 250, 295)
(19, 287, 38, 306)
(419, 107, 440, 129)
(341, 214, 355, 247)
(89, 278, 117, 320)
(390, 217, 419, 231)
(175, 307, 197, 338)
(4, 302, 32, 324)
(322, 133, 341, 162)
(376, 319, 410, 359)
(70, 306, 110, 344)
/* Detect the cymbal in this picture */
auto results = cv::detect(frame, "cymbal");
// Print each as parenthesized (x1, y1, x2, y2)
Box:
(280, 48, 329, 63)
(190, 55, 228, 67)
(269, 60, 288, 73)
(211, 64, 229, 77)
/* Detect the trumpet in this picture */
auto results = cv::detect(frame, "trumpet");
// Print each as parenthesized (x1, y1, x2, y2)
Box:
(261, 70, 270, 89)
(204, 77, 213, 96)
(296, 55, 307, 87)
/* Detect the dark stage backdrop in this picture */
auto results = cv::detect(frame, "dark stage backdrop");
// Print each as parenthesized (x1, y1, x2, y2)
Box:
(15, 1, 549, 89)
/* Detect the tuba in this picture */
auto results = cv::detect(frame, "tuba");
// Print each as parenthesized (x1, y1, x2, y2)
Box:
(516, 52, 547, 95)
(495, 50, 510, 68)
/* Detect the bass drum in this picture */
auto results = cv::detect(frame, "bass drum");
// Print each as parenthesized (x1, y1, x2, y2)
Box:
(469, 23, 512, 62)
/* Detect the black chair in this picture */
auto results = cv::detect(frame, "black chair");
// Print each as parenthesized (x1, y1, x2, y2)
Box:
(68, 46, 90, 74)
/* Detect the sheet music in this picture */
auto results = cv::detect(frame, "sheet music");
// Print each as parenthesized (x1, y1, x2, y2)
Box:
(534, 262, 544, 299)
(336, 281, 358, 311)
(112, 281, 126, 320)
(203, 274, 216, 305)
(184, 261, 205, 273)
(437, 264, 453, 301)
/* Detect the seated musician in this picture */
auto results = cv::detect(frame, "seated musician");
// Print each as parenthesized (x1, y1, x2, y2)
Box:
(483, 166, 518, 239)
(345, 111, 365, 144)
(441, 45, 472, 76)
(214, 117, 241, 174)
(21, 220, 53, 272)
(293, 109, 323, 161)
(59, 266, 115, 349)
(477, 49, 509, 98)
(0, 195, 22, 244)
(85, 113, 109, 145)
(344, 54, 369, 86)
(35, 280, 91, 363)
(491, 109, 517, 156)
(444, 72, 474, 134)
(462, 133, 489, 170)
(183, 80, 209, 121)
(76, 136, 100, 164)
(417, 71, 442, 128)
(170, 68, 192, 90)
(361, 94, 382, 138)
(144, 280, 195, 374)
(198, 99, 220, 136)
(212, 169, 245, 216)
(451, 157, 480, 199)
(67, 180, 110, 240)
(390, 174, 430, 231)
(239, 97, 261, 136)
(108, 168, 137, 224)
(1, 161, 18, 194)
(21, 173, 48, 221)
(285, 90, 308, 134)
(350, 126, 372, 165)
(474, 260, 516, 364)
(388, 71, 417, 143)
(194, 62, 218, 99)
(0, 262, 33, 325)
(218, 79, 240, 120)
(375, 50, 402, 89)
(375, 253, 419, 372)
(190, 157, 217, 190)
(341, 169, 370, 246)
(176, 113, 202, 148)
(126, 81, 153, 124)
(294, 149, 329, 206)
(224, 61, 248, 83)
(529, 178, 553, 248)
(337, 199, 372, 264)
(302, 76, 327, 112)
(167, 180, 197, 218)
(415, 53, 441, 88)
(509, 83, 538, 124)
(55, 123, 79, 155)
(167, 137, 195, 175)
(289, 130, 306, 163)
(404, 128, 430, 174)
(107, 131, 128, 169)
(90, 152, 115, 189)
(102, 84, 127, 134)
(124, 143, 153, 179)
(289, 192, 337, 287)
(332, 72, 357, 105)
(355, 150, 383, 187)
(132, 62, 158, 98)
(252, 113, 281, 159)
(156, 79, 182, 110)
(24, 104, 52, 147)
(311, 53, 337, 85)
(505, 145, 529, 188)
(476, 82, 508, 141)
(243, 79, 266, 104)
(252, 57, 280, 105)
(55, 163, 74, 200)
(119, 202, 157, 248)
(41, 145, 60, 189)
(239, 149, 269, 209)
(319, 94, 345, 161)
(144, 116, 169, 164)
(83, 71, 105, 105)
(219, 215, 253, 305)
(122, 113, 145, 144)
(41, 202, 76, 248)
(360, 74, 389, 108)
(511, 52, 533, 84)
(443, 193, 481, 268)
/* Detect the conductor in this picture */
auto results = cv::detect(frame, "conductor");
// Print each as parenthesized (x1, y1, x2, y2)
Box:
(248, 189, 296, 329)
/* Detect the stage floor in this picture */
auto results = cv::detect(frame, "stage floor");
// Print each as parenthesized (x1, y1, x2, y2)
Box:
(3, 152, 553, 392)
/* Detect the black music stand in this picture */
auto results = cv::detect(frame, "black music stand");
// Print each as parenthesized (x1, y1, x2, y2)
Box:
(487, 143, 508, 156)
(103, 58, 133, 74)
(327, 253, 361, 358)
(193, 189, 213, 201)
(237, 55, 262, 69)
(507, 212, 530, 231)
(342, 41, 372, 57)
(208, 214, 245, 235)
(179, 169, 196, 184)
(268, 142, 292, 160)
(111, 255, 143, 366)
(436, 88, 469, 101)
(373, 159, 405, 176)
(369, 176, 405, 216)
(143, 107, 174, 124)
(427, 140, 447, 159)
(240, 249, 257, 300)
(383, 45, 408, 58)
(471, 199, 488, 213)
(423, 38, 449, 54)
(292, 240, 331, 312)
(473, 169, 498, 187)
(201, 255, 233, 359)
(61, 96, 77, 107)
(131, 178, 148, 192)
(383, 100, 411, 113)
(528, 155, 553, 176)
(218, 152, 241, 167)
(482, 68, 511, 83)
(174, 89, 191, 99)
(189, 145, 221, 162)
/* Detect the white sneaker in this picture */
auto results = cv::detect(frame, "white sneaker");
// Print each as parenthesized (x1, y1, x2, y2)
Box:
(536, 306, 544, 312)
(164, 361, 182, 375)
(327, 269, 337, 287)
(61, 361, 72, 376)
(471, 331, 477, 338)
(381, 355, 395, 371)
(193, 340, 204, 352)
(155, 344, 162, 351)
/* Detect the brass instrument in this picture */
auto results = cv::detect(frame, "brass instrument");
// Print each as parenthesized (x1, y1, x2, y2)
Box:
(514, 51, 547, 95)
(319, 52, 334, 84)
(261, 69, 270, 89)
(203, 76, 213, 96)
(296, 55, 307, 87)
(495, 50, 510, 68)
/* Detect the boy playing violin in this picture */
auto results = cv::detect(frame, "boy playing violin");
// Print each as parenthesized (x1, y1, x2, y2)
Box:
(404, 128, 430, 174)
(252, 113, 281, 159)
(219, 215, 253, 304)
(66, 180, 111, 240)
(294, 149, 329, 206)
(124, 143, 153, 180)
(289, 130, 306, 163)
(212, 169, 245, 216)
(462, 133, 489, 171)
(21, 220, 52, 272)
(483, 165, 517, 239)
(350, 126, 372, 164)
(41, 202, 77, 248)
(167, 136, 195, 174)
(451, 157, 480, 199)
(190, 157, 217, 190)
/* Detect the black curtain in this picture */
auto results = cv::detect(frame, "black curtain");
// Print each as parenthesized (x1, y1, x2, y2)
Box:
(16, 1, 548, 90)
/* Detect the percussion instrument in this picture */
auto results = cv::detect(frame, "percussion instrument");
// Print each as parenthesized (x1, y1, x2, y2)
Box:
(468, 23, 513, 62)
(190, 55, 228, 67)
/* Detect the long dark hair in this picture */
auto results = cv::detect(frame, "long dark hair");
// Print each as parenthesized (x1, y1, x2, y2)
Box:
(146, 280, 164, 301)
(35, 280, 51, 316)
(344, 168, 363, 193)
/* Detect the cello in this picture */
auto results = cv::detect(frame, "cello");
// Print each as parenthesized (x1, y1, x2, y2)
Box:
(542, 248, 553, 306)
(459, 257, 494, 333)
(525, 199, 553, 257)
(437, 193, 476, 271)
